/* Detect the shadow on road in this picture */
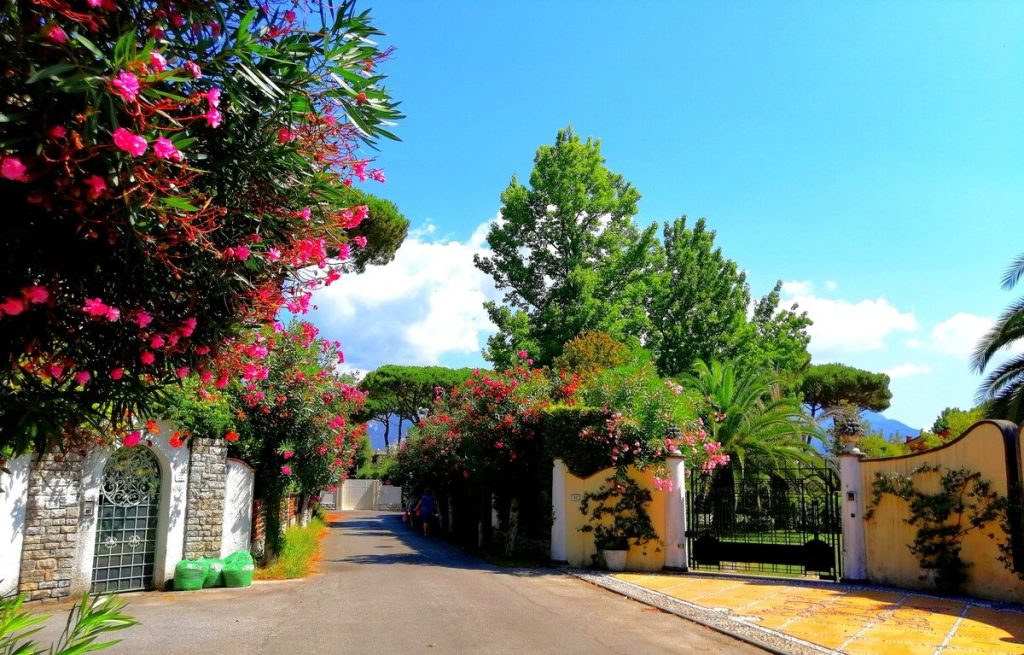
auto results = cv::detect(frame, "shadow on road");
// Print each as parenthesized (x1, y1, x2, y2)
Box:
(326, 513, 557, 578)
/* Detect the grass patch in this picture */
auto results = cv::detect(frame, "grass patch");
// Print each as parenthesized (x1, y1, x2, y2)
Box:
(254, 518, 327, 580)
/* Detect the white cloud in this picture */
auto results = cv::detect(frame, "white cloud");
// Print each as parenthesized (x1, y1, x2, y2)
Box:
(885, 363, 932, 379)
(926, 312, 991, 357)
(308, 218, 499, 368)
(825, 280, 838, 291)
(781, 283, 918, 357)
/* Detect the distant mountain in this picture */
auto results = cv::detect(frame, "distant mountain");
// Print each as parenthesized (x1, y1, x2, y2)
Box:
(861, 410, 921, 440)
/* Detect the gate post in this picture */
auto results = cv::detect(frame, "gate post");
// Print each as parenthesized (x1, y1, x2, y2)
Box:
(550, 459, 568, 564)
(663, 451, 687, 571)
(838, 447, 867, 581)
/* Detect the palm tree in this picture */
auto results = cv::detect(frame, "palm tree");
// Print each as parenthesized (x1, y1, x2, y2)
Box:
(972, 253, 1024, 422)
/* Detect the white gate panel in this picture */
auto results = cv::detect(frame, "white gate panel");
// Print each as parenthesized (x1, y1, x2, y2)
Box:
(378, 485, 402, 511)
(221, 459, 254, 557)
(340, 479, 379, 510)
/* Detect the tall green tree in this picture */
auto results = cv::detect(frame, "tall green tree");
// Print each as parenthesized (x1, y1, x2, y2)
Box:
(649, 217, 751, 377)
(800, 363, 892, 419)
(356, 365, 479, 446)
(336, 185, 410, 274)
(740, 282, 813, 387)
(973, 253, 1024, 421)
(474, 127, 660, 369)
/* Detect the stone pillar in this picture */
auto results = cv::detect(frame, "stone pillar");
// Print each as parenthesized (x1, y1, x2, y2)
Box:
(839, 446, 867, 581)
(550, 458, 568, 564)
(663, 452, 688, 570)
(18, 451, 84, 601)
(183, 437, 227, 560)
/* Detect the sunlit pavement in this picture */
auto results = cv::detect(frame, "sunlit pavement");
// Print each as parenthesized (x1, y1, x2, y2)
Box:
(615, 573, 1024, 655)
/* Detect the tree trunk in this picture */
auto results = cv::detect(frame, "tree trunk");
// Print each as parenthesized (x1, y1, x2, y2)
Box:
(504, 496, 520, 557)
(382, 418, 390, 448)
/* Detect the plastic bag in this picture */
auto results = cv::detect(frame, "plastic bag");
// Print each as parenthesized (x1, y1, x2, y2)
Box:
(173, 559, 209, 591)
(199, 557, 224, 588)
(222, 551, 255, 588)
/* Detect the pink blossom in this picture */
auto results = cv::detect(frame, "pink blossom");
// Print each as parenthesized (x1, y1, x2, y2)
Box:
(48, 363, 64, 378)
(517, 350, 528, 359)
(150, 335, 165, 348)
(75, 370, 91, 385)
(298, 206, 310, 220)
(22, 286, 48, 304)
(205, 87, 222, 108)
(153, 137, 183, 162)
(82, 298, 109, 317)
(317, 445, 328, 456)
(324, 269, 342, 286)
(176, 367, 190, 379)
(184, 61, 202, 79)
(199, 370, 213, 382)
(87, 0, 101, 6)
(280, 465, 292, 476)
(123, 431, 142, 447)
(150, 51, 167, 73)
(353, 235, 367, 248)
(140, 351, 155, 365)
(370, 169, 386, 183)
(234, 245, 250, 261)
(2, 157, 27, 181)
(112, 127, 147, 157)
(266, 247, 282, 262)
(180, 317, 198, 337)
(205, 106, 222, 128)
(282, 450, 294, 460)
(104, 306, 120, 322)
(44, 24, 68, 43)
(1, 297, 25, 315)
(278, 128, 295, 143)
(195, 344, 210, 355)
(49, 126, 67, 139)
(84, 175, 107, 198)
(284, 10, 296, 22)
(110, 368, 124, 380)
(215, 373, 229, 389)
(111, 70, 140, 102)
(135, 310, 153, 328)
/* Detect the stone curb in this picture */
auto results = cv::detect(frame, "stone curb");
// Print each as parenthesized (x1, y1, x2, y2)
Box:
(568, 569, 839, 655)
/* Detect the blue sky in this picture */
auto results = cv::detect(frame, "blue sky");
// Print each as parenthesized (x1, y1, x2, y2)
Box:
(309, 1, 1024, 429)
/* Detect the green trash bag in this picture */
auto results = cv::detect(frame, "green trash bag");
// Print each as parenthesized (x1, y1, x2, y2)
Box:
(199, 557, 225, 588)
(173, 559, 209, 591)
(222, 551, 255, 588)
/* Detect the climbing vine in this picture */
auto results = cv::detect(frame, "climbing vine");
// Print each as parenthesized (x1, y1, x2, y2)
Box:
(579, 470, 659, 553)
(865, 465, 1019, 592)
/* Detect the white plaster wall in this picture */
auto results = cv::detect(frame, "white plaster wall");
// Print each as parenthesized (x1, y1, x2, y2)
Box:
(379, 485, 402, 511)
(221, 459, 254, 557)
(0, 455, 31, 596)
(341, 479, 379, 510)
(70, 421, 190, 595)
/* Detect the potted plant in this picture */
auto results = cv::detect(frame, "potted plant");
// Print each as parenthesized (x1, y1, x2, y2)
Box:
(579, 470, 659, 571)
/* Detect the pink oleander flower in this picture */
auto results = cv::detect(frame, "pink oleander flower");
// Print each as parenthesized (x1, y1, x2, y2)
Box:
(2, 156, 27, 181)
(280, 465, 292, 476)
(176, 367, 190, 379)
(215, 373, 229, 389)
(205, 106, 222, 128)
(370, 169, 386, 183)
(278, 128, 295, 143)
(49, 126, 67, 139)
(44, 24, 67, 43)
(184, 61, 202, 78)
(517, 350, 528, 359)
(284, 9, 296, 22)
(135, 310, 153, 328)
(353, 235, 367, 248)
(235, 245, 250, 260)
(205, 87, 221, 107)
(104, 306, 120, 322)
(298, 206, 310, 220)
(112, 127, 147, 157)
(123, 430, 142, 447)
(83, 298, 109, 317)
(150, 51, 167, 73)
(1, 297, 25, 315)
(48, 363, 64, 378)
(266, 247, 281, 262)
(195, 345, 210, 355)
(111, 70, 140, 102)
(199, 370, 213, 382)
(140, 351, 155, 365)
(153, 137, 183, 162)
(84, 175, 107, 198)
(150, 335, 165, 348)
(22, 286, 48, 304)
(75, 370, 91, 385)
(282, 450, 294, 460)
(180, 316, 197, 337)
(110, 368, 124, 380)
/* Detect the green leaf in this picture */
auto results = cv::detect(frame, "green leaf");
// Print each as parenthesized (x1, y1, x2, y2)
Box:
(161, 196, 199, 212)
(27, 63, 77, 84)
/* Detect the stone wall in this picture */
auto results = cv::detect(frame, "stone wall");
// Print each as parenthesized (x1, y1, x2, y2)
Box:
(182, 437, 227, 559)
(18, 451, 83, 601)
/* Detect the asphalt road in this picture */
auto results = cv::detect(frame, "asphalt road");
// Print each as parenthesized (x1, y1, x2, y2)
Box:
(33, 512, 764, 654)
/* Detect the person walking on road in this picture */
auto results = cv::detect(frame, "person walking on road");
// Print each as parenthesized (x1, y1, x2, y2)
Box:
(414, 489, 436, 536)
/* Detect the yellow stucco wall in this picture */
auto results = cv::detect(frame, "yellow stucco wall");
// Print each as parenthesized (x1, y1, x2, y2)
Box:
(562, 466, 666, 571)
(860, 421, 1024, 603)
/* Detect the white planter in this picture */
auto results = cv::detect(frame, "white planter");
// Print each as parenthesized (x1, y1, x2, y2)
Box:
(602, 549, 627, 571)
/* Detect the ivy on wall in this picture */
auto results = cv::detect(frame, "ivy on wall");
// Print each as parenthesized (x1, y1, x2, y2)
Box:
(865, 464, 1021, 593)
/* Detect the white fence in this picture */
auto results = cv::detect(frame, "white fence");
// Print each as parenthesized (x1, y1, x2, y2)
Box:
(336, 480, 403, 511)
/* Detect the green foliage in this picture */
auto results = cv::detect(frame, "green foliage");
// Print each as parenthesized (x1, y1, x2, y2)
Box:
(351, 434, 372, 476)
(579, 470, 659, 551)
(854, 434, 908, 458)
(551, 331, 631, 375)
(739, 282, 813, 389)
(930, 406, 987, 438)
(649, 217, 752, 377)
(972, 252, 1024, 421)
(256, 518, 326, 579)
(0, 593, 137, 655)
(474, 127, 660, 369)
(866, 465, 1010, 593)
(539, 406, 612, 478)
(158, 378, 235, 441)
(682, 360, 820, 468)
(335, 185, 410, 274)
(801, 363, 892, 418)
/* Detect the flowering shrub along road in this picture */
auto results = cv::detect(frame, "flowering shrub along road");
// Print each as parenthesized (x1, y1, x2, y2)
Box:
(0, 0, 401, 455)
(394, 353, 728, 554)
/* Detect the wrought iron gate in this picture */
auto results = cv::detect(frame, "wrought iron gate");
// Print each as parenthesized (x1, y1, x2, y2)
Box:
(91, 447, 161, 593)
(686, 463, 842, 580)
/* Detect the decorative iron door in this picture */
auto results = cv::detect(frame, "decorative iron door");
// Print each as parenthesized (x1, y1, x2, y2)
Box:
(91, 447, 161, 593)
(686, 463, 843, 580)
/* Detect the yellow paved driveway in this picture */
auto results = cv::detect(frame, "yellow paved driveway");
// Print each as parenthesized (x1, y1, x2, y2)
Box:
(616, 573, 1024, 655)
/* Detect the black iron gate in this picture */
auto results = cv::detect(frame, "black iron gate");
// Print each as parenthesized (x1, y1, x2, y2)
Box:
(686, 463, 842, 580)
